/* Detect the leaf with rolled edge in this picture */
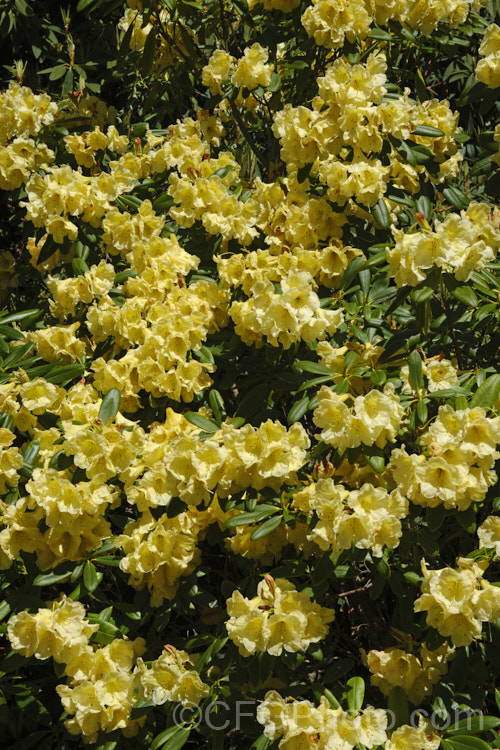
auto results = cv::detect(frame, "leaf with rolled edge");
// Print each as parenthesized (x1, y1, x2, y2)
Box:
(184, 411, 219, 433)
(372, 198, 390, 229)
(249, 514, 283, 540)
(98, 388, 121, 424)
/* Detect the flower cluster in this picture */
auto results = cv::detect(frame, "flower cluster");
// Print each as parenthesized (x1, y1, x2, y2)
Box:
(302, 0, 476, 49)
(256, 689, 441, 750)
(313, 384, 404, 451)
(387, 202, 500, 286)
(230, 270, 343, 348)
(293, 478, 408, 556)
(226, 576, 335, 656)
(362, 641, 455, 704)
(476, 23, 500, 88)
(7, 597, 208, 743)
(390, 405, 500, 511)
(477, 515, 500, 556)
(414, 557, 500, 646)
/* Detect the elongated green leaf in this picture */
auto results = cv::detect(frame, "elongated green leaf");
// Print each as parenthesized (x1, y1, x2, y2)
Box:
(287, 395, 311, 425)
(451, 286, 478, 307)
(0, 309, 41, 326)
(151, 725, 190, 750)
(346, 676, 365, 714)
(408, 350, 424, 390)
(142, 28, 156, 75)
(443, 186, 470, 209)
(372, 198, 390, 229)
(34, 570, 72, 586)
(412, 124, 444, 137)
(223, 506, 277, 528)
(447, 715, 500, 735)
(249, 514, 283, 540)
(77, 0, 97, 10)
(98, 388, 121, 424)
(213, 165, 235, 179)
(388, 686, 409, 728)
(184, 411, 219, 433)
(8, 731, 52, 750)
(341, 256, 365, 290)
(209, 389, 226, 425)
(83, 561, 99, 592)
(294, 361, 334, 375)
(441, 737, 492, 750)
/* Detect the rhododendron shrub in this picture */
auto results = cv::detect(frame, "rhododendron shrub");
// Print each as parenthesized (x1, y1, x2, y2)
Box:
(0, 0, 499, 748)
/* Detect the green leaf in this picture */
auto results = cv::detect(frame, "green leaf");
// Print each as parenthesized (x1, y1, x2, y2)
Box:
(268, 71, 281, 92)
(369, 27, 393, 40)
(294, 361, 334, 376)
(470, 374, 500, 408)
(209, 389, 226, 425)
(323, 658, 355, 682)
(365, 454, 385, 473)
(443, 186, 470, 210)
(249, 514, 283, 540)
(184, 411, 219, 433)
(49, 64, 68, 81)
(372, 198, 390, 229)
(142, 28, 156, 75)
(321, 688, 341, 709)
(451, 286, 478, 307)
(223, 506, 277, 528)
(412, 286, 434, 303)
(447, 716, 500, 735)
(213, 165, 235, 179)
(297, 163, 312, 183)
(23, 440, 40, 467)
(72, 257, 90, 276)
(341, 255, 365, 290)
(346, 676, 365, 714)
(98, 388, 121, 424)
(77, 0, 98, 9)
(34, 570, 72, 586)
(151, 725, 190, 750)
(408, 350, 424, 390)
(83, 561, 99, 592)
(7, 732, 52, 750)
(287, 395, 311, 425)
(416, 399, 428, 424)
(441, 737, 492, 750)
(416, 195, 432, 222)
(0, 309, 42, 326)
(412, 125, 445, 137)
(387, 686, 409, 727)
